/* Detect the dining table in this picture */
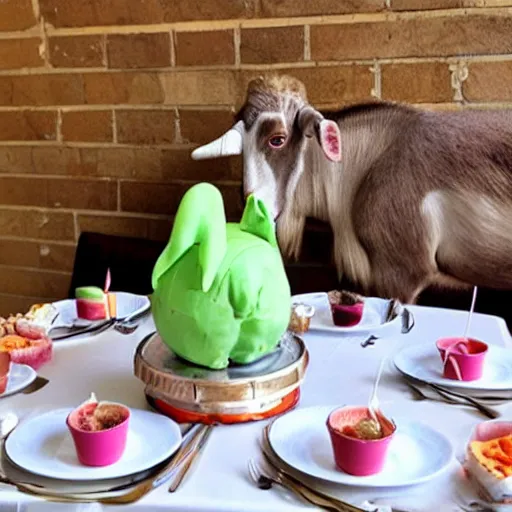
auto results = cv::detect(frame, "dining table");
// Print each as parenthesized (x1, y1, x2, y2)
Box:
(0, 303, 511, 512)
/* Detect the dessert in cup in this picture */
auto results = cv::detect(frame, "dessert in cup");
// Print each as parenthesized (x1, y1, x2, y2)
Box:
(67, 393, 130, 467)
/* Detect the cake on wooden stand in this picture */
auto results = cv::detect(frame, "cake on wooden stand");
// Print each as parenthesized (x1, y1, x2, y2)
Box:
(133, 182, 309, 424)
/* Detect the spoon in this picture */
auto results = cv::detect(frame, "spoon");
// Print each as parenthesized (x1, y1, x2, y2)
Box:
(442, 286, 478, 380)
(368, 357, 389, 429)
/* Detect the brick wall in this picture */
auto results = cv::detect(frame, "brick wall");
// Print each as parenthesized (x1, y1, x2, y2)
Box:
(0, 0, 511, 314)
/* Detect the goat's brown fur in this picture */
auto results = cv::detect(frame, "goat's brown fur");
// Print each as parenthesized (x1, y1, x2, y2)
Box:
(235, 75, 512, 303)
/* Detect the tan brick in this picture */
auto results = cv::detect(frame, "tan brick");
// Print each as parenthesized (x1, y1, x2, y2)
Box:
(162, 70, 237, 105)
(159, 150, 241, 181)
(261, 0, 384, 16)
(0, 266, 70, 299)
(237, 67, 374, 107)
(179, 109, 234, 144)
(0, 208, 75, 241)
(241, 27, 304, 65)
(0, 111, 56, 141)
(117, 110, 176, 144)
(0, 177, 117, 211)
(0, 240, 75, 271)
(381, 62, 452, 103)
(61, 110, 113, 142)
(77, 213, 172, 242)
(0, 147, 33, 174)
(32, 147, 93, 176)
(88, 147, 240, 181)
(391, 0, 501, 9)
(48, 178, 118, 210)
(40, 0, 255, 27)
(0, 145, 240, 182)
(311, 15, 512, 60)
(107, 33, 171, 69)
(464, 61, 512, 102)
(175, 30, 234, 67)
(148, 218, 174, 242)
(0, 75, 84, 106)
(120, 181, 243, 218)
(0, 39, 43, 70)
(49, 36, 104, 68)
(0, 0, 36, 31)
(84, 72, 164, 105)
(162, 0, 256, 23)
(0, 294, 60, 317)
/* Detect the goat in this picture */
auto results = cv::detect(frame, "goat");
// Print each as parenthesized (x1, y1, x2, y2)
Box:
(190, 74, 512, 304)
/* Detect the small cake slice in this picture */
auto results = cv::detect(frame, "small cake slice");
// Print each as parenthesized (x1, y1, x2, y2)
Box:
(465, 424, 512, 504)
(76, 286, 116, 321)
(327, 290, 365, 327)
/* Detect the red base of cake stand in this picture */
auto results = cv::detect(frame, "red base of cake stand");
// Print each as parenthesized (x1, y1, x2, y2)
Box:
(146, 388, 301, 425)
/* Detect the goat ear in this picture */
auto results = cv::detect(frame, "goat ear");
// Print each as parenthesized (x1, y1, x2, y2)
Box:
(297, 106, 342, 163)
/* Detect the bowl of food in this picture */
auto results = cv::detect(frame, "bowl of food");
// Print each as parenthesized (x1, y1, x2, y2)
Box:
(464, 420, 512, 506)
(326, 405, 396, 476)
(66, 393, 130, 467)
(436, 337, 488, 381)
(327, 291, 364, 327)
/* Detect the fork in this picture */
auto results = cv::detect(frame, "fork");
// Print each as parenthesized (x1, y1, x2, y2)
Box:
(247, 458, 360, 512)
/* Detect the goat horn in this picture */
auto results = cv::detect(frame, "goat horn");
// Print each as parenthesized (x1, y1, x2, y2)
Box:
(191, 120, 244, 160)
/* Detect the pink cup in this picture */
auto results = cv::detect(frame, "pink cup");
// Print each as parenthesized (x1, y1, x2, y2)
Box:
(326, 406, 396, 476)
(66, 402, 130, 467)
(331, 302, 364, 327)
(436, 337, 488, 382)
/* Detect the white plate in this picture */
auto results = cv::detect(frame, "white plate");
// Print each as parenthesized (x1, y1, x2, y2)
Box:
(5, 408, 181, 481)
(394, 344, 512, 391)
(292, 292, 405, 336)
(0, 363, 36, 399)
(268, 405, 453, 488)
(52, 292, 150, 329)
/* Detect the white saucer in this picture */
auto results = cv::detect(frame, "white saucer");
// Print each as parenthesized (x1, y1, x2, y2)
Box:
(291, 292, 405, 336)
(268, 405, 454, 488)
(51, 292, 150, 332)
(0, 363, 37, 399)
(5, 408, 181, 480)
(394, 344, 512, 391)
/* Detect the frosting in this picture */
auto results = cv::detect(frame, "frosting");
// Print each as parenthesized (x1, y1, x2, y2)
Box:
(76, 287, 106, 301)
(151, 182, 291, 370)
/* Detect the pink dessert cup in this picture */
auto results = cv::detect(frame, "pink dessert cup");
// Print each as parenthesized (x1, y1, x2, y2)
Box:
(66, 402, 130, 467)
(326, 405, 396, 476)
(331, 302, 364, 327)
(0, 352, 10, 394)
(436, 337, 488, 382)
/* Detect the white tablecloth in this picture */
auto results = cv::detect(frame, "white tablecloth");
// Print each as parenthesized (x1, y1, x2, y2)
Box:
(0, 305, 510, 512)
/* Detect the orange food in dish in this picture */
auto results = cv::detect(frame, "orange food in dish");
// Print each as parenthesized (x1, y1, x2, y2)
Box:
(470, 435, 512, 479)
(0, 335, 32, 351)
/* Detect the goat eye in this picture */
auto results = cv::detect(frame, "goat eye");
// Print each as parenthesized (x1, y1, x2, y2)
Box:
(268, 135, 286, 148)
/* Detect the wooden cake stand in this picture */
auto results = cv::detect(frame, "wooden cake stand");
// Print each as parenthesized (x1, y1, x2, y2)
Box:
(133, 331, 309, 424)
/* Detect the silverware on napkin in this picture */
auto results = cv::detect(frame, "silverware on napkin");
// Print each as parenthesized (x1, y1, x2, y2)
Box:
(404, 378, 501, 419)
(168, 423, 214, 492)
(260, 424, 365, 512)
(50, 318, 115, 340)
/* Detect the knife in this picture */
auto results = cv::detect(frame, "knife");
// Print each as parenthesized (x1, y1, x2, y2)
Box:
(21, 376, 49, 395)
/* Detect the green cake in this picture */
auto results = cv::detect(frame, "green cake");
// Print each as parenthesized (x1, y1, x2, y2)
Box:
(151, 182, 291, 370)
